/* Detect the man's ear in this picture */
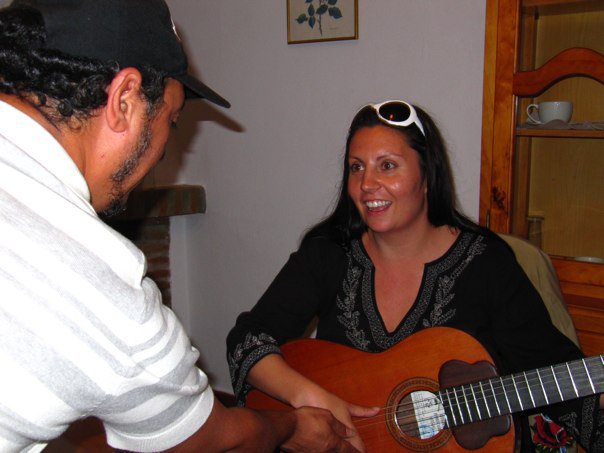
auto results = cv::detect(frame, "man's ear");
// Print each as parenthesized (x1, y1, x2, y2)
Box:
(104, 67, 145, 133)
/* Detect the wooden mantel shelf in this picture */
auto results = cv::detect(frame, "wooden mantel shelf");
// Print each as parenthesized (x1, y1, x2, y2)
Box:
(115, 185, 206, 220)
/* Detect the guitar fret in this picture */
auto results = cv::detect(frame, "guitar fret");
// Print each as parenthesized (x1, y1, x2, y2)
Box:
(470, 383, 482, 421)
(586, 356, 604, 394)
(536, 368, 549, 405)
(583, 359, 596, 394)
(526, 369, 549, 408)
(454, 386, 465, 424)
(440, 389, 457, 428)
(479, 381, 492, 418)
(500, 376, 513, 414)
(523, 371, 536, 408)
(551, 365, 564, 401)
(438, 389, 457, 428)
(567, 362, 579, 397)
(511, 374, 524, 411)
(489, 379, 502, 415)
(521, 372, 535, 408)
(595, 356, 604, 393)
(462, 385, 474, 422)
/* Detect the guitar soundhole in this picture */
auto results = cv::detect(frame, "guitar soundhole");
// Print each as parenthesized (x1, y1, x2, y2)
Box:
(386, 378, 451, 451)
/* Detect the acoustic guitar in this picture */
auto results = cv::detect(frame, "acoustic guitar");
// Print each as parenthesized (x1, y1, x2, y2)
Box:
(246, 327, 603, 452)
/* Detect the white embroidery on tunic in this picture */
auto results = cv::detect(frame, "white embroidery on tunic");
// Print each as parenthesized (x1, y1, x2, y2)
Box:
(336, 264, 369, 350)
(423, 237, 486, 328)
(227, 332, 279, 403)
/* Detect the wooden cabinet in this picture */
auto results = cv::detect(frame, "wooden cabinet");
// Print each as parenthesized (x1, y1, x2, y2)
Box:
(480, 0, 604, 356)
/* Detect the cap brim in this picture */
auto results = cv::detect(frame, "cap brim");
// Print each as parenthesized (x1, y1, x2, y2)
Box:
(177, 73, 230, 108)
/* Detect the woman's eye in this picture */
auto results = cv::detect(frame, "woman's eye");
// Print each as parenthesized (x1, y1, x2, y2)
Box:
(349, 162, 362, 173)
(382, 161, 396, 170)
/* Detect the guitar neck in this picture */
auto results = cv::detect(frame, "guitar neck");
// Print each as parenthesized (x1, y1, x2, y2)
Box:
(440, 355, 604, 427)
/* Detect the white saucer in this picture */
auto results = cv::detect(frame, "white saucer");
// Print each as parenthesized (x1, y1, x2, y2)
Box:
(574, 256, 604, 264)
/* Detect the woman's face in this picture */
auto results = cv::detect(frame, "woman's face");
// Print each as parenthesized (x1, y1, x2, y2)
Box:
(347, 125, 428, 236)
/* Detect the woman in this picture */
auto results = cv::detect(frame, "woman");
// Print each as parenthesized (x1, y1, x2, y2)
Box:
(227, 101, 603, 451)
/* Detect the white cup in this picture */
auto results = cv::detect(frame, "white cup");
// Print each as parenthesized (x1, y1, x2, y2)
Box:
(526, 101, 573, 124)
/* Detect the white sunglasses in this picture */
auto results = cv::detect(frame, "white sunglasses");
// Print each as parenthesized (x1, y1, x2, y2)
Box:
(369, 100, 425, 136)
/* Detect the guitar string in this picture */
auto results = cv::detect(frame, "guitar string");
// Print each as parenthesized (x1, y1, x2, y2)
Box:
(351, 379, 604, 436)
(345, 370, 604, 436)
(352, 373, 604, 430)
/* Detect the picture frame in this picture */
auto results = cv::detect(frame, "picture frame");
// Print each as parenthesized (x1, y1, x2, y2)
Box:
(287, 0, 358, 45)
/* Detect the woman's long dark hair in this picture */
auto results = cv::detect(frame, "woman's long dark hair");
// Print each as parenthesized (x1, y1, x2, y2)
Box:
(302, 103, 479, 247)
(0, 6, 165, 125)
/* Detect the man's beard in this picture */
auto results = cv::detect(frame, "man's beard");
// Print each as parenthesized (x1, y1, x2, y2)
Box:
(101, 118, 153, 218)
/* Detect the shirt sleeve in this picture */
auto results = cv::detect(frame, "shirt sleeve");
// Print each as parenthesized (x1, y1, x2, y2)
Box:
(92, 278, 215, 452)
(226, 237, 345, 403)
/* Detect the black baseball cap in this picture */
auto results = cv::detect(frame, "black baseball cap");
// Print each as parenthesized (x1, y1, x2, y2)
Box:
(11, 0, 230, 108)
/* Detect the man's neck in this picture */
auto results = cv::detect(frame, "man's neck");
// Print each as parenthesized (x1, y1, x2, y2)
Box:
(0, 93, 90, 174)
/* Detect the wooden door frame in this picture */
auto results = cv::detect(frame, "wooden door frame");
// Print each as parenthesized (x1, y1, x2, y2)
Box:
(480, 0, 520, 233)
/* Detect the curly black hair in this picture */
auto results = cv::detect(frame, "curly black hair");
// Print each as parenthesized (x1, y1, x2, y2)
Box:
(0, 6, 166, 125)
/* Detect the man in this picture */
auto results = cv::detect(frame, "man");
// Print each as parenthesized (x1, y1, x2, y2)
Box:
(0, 1, 358, 451)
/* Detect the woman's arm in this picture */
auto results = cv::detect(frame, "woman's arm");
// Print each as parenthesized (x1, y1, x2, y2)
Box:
(227, 238, 346, 401)
(247, 354, 379, 453)
(227, 238, 378, 451)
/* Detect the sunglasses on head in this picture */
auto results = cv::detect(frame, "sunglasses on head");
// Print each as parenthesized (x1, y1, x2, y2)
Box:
(369, 100, 425, 136)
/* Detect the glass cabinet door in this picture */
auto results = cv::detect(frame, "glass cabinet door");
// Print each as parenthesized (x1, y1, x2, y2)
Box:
(511, 1, 604, 263)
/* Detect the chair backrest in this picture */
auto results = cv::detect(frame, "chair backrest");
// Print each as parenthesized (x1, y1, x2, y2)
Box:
(498, 233, 580, 347)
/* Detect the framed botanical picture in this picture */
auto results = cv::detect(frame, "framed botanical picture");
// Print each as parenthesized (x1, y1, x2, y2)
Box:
(287, 0, 358, 44)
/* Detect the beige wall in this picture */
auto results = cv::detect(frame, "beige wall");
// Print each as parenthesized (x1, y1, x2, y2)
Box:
(160, 0, 488, 392)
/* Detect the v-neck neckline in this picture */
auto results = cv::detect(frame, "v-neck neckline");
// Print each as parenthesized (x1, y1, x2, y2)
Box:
(351, 231, 469, 341)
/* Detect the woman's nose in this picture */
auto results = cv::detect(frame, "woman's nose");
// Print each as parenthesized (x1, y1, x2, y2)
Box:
(361, 168, 379, 192)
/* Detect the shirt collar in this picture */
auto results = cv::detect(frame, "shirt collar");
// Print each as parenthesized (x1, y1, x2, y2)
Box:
(0, 100, 93, 211)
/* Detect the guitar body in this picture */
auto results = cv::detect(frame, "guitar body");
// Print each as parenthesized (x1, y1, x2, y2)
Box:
(246, 327, 515, 452)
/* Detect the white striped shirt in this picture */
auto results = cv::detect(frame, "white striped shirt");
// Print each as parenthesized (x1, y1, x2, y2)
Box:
(0, 101, 213, 452)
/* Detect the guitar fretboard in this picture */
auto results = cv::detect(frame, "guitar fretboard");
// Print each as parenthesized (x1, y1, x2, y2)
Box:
(439, 355, 604, 427)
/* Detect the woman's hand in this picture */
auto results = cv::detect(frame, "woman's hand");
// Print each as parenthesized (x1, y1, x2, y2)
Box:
(248, 354, 379, 452)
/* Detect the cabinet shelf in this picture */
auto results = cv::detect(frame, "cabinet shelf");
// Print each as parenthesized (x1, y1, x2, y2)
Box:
(515, 128, 604, 138)
(482, 0, 604, 356)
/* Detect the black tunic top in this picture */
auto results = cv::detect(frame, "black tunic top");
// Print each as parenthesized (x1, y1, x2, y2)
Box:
(227, 230, 604, 451)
